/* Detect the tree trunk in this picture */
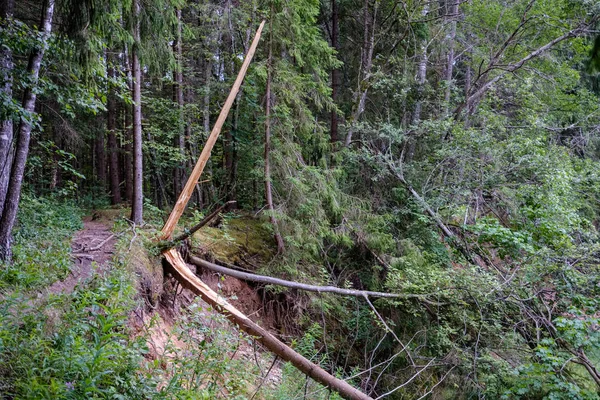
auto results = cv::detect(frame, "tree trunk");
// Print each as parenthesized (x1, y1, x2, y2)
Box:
(130, 0, 143, 224)
(172, 7, 185, 199)
(444, 0, 459, 117)
(124, 101, 133, 203)
(330, 0, 339, 142)
(264, 9, 285, 254)
(0, 0, 55, 261)
(0, 0, 15, 213)
(412, 2, 429, 126)
(202, 58, 217, 203)
(95, 117, 106, 188)
(344, 0, 377, 147)
(229, 100, 239, 202)
(122, 44, 133, 203)
(164, 249, 373, 400)
(405, 2, 429, 161)
(107, 59, 121, 204)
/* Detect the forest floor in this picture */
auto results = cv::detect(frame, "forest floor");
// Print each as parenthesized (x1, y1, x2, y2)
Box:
(54, 210, 285, 395)
(47, 215, 117, 295)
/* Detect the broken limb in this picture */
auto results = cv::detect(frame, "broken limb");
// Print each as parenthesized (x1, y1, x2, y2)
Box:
(189, 255, 443, 303)
(163, 201, 236, 248)
(163, 248, 373, 400)
(160, 21, 265, 240)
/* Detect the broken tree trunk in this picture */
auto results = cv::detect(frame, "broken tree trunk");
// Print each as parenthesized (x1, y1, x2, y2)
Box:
(159, 20, 373, 400)
(163, 248, 372, 400)
(160, 21, 265, 240)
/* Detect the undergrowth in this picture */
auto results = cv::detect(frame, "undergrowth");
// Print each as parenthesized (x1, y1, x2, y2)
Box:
(0, 196, 341, 399)
(0, 195, 82, 289)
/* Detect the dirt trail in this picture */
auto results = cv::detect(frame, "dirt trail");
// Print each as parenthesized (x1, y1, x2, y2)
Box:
(48, 216, 117, 295)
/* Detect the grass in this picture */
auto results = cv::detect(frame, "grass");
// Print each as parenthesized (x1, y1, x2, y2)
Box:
(0, 197, 353, 399)
(0, 195, 82, 289)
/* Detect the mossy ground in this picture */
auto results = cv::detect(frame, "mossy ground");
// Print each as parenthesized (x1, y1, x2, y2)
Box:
(191, 213, 275, 266)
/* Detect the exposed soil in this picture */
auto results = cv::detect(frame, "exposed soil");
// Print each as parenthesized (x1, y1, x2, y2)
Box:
(47, 216, 117, 295)
(47, 211, 285, 393)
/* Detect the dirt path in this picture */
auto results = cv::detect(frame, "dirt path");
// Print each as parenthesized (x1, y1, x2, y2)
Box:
(48, 216, 117, 295)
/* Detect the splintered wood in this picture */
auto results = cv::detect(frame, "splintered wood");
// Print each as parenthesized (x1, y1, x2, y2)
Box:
(160, 21, 265, 240)
(159, 20, 372, 400)
(163, 248, 372, 400)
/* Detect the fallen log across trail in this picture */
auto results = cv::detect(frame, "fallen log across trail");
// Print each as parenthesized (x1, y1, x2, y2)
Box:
(163, 248, 374, 400)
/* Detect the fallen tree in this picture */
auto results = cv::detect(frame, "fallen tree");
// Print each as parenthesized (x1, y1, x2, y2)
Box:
(164, 248, 373, 400)
(189, 254, 437, 301)
(157, 22, 375, 400)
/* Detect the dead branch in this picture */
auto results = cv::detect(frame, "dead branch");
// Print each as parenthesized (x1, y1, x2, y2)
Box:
(189, 255, 432, 300)
(164, 201, 236, 247)
(455, 18, 598, 117)
(163, 248, 373, 400)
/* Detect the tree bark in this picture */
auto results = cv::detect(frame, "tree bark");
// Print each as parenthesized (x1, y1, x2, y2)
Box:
(95, 114, 106, 188)
(190, 255, 420, 299)
(202, 58, 216, 203)
(344, 0, 378, 147)
(0, 0, 55, 261)
(264, 8, 285, 254)
(405, 2, 429, 160)
(130, 0, 143, 224)
(107, 59, 121, 204)
(122, 43, 134, 203)
(412, 2, 429, 125)
(444, 0, 459, 117)
(172, 7, 185, 199)
(0, 0, 15, 213)
(163, 248, 373, 400)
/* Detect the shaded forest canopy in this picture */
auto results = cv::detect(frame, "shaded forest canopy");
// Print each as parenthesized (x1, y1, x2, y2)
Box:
(1, 0, 600, 398)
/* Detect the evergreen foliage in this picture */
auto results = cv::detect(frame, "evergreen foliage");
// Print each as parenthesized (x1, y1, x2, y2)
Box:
(1, 0, 600, 397)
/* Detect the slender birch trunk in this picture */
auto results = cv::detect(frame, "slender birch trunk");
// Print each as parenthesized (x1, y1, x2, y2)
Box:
(405, 2, 429, 160)
(0, 0, 55, 261)
(444, 0, 459, 117)
(344, 0, 377, 147)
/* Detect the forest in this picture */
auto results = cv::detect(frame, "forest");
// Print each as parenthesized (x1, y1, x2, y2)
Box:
(1, 0, 600, 398)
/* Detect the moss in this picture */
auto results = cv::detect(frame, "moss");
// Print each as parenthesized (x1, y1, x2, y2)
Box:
(192, 213, 275, 265)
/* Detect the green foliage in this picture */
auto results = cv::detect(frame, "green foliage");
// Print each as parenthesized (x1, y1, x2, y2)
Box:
(0, 196, 82, 289)
(158, 300, 257, 399)
(5, 0, 600, 397)
(0, 198, 158, 399)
